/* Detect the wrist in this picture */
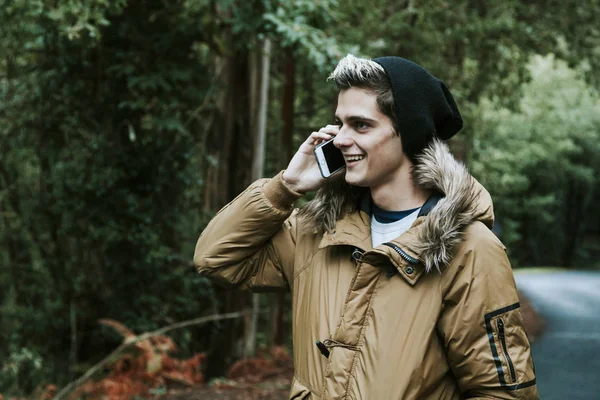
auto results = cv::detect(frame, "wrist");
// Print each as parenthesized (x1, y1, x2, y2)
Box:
(264, 171, 305, 211)
(281, 171, 305, 194)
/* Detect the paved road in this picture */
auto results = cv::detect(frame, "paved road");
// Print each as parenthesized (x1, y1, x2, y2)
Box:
(515, 270, 600, 400)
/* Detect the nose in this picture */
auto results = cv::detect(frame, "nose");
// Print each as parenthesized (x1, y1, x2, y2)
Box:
(333, 127, 353, 149)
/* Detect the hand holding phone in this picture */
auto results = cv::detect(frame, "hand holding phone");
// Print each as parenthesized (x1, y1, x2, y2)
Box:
(314, 138, 346, 178)
(282, 125, 341, 193)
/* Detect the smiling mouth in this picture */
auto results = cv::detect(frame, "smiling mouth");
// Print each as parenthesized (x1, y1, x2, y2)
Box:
(345, 155, 365, 162)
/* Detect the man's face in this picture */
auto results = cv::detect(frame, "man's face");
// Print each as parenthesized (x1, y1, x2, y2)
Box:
(333, 87, 408, 189)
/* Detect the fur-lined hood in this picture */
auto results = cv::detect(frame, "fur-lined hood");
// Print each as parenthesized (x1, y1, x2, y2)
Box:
(298, 139, 494, 272)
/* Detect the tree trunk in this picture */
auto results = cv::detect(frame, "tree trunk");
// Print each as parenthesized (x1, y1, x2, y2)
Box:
(244, 38, 272, 358)
(251, 38, 271, 181)
(205, 43, 256, 377)
(281, 48, 296, 163)
(267, 46, 296, 348)
(270, 292, 286, 346)
(70, 299, 78, 380)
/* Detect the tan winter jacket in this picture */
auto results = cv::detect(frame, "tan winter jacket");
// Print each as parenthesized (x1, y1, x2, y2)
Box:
(194, 140, 539, 400)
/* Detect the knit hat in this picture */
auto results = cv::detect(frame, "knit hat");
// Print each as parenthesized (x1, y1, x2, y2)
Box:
(373, 56, 463, 162)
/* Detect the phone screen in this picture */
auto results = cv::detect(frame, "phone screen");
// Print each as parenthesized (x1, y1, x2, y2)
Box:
(321, 139, 345, 173)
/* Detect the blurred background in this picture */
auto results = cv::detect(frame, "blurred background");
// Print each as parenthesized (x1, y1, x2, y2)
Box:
(1, 0, 599, 399)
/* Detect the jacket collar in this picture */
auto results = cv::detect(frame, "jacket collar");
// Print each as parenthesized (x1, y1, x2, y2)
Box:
(318, 209, 372, 251)
(316, 139, 495, 273)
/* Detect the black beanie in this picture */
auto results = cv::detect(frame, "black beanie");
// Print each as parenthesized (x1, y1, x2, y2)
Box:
(373, 56, 463, 162)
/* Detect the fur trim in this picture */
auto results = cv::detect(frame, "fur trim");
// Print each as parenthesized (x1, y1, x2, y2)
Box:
(412, 139, 479, 272)
(297, 173, 365, 234)
(299, 139, 481, 271)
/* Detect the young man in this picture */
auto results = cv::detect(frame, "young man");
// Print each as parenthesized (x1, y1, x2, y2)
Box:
(194, 55, 539, 399)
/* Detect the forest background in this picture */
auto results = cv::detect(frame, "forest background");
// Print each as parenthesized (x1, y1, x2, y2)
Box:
(2, 0, 600, 397)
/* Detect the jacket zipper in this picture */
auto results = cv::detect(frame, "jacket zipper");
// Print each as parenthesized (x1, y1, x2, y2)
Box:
(382, 242, 419, 264)
(496, 318, 516, 382)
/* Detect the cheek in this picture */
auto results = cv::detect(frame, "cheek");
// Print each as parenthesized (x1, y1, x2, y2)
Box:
(373, 138, 401, 164)
(365, 150, 396, 175)
(368, 151, 404, 178)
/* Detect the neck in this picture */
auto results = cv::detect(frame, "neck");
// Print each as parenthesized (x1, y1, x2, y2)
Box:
(370, 165, 431, 211)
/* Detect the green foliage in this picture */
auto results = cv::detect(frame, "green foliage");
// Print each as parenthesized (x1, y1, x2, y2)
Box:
(471, 55, 600, 266)
(264, 0, 344, 69)
(44, 0, 128, 40)
(0, 346, 44, 395)
(0, 0, 220, 390)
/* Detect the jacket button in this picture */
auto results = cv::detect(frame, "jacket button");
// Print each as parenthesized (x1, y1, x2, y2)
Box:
(406, 266, 414, 274)
(316, 341, 330, 358)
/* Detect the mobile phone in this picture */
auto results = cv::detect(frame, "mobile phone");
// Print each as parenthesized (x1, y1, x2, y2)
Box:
(314, 138, 346, 178)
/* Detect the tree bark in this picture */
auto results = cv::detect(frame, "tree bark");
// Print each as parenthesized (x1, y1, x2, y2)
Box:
(268, 46, 296, 348)
(270, 292, 286, 346)
(245, 38, 272, 358)
(281, 47, 296, 163)
(205, 42, 255, 377)
(251, 38, 271, 181)
(70, 299, 78, 380)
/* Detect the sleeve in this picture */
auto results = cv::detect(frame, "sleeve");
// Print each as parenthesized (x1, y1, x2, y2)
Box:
(437, 222, 539, 399)
(193, 171, 304, 292)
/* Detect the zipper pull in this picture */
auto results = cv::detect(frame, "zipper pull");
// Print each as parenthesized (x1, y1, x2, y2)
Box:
(497, 318, 505, 339)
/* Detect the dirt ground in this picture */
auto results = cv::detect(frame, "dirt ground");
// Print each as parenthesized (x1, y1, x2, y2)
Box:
(161, 377, 291, 400)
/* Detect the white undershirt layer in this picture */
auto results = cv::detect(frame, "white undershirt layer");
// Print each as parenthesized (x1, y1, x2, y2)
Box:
(371, 208, 421, 248)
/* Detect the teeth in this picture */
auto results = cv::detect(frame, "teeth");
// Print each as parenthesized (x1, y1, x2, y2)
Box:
(346, 155, 365, 162)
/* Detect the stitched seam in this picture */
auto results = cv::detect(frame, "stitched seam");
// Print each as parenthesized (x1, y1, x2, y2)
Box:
(505, 378, 537, 391)
(343, 284, 379, 399)
(320, 348, 333, 398)
(343, 272, 382, 399)
(332, 260, 363, 339)
(321, 261, 363, 398)
(293, 375, 318, 396)
(248, 242, 288, 290)
(293, 252, 316, 280)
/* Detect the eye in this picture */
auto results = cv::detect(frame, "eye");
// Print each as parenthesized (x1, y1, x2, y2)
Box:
(334, 118, 342, 127)
(354, 121, 370, 130)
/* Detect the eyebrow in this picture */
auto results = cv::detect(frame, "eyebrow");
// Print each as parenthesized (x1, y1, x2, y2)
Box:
(334, 115, 377, 124)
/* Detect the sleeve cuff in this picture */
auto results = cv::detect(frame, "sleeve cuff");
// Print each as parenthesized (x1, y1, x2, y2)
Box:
(263, 171, 304, 212)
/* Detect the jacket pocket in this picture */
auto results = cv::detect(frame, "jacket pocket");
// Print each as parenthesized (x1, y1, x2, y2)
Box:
(289, 376, 313, 399)
(484, 302, 537, 390)
(495, 317, 516, 383)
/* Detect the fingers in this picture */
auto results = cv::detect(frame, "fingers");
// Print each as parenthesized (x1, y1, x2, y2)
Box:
(319, 124, 341, 135)
(306, 125, 340, 146)
(308, 131, 333, 145)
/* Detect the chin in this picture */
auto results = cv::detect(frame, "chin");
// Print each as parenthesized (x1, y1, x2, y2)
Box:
(344, 173, 366, 187)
